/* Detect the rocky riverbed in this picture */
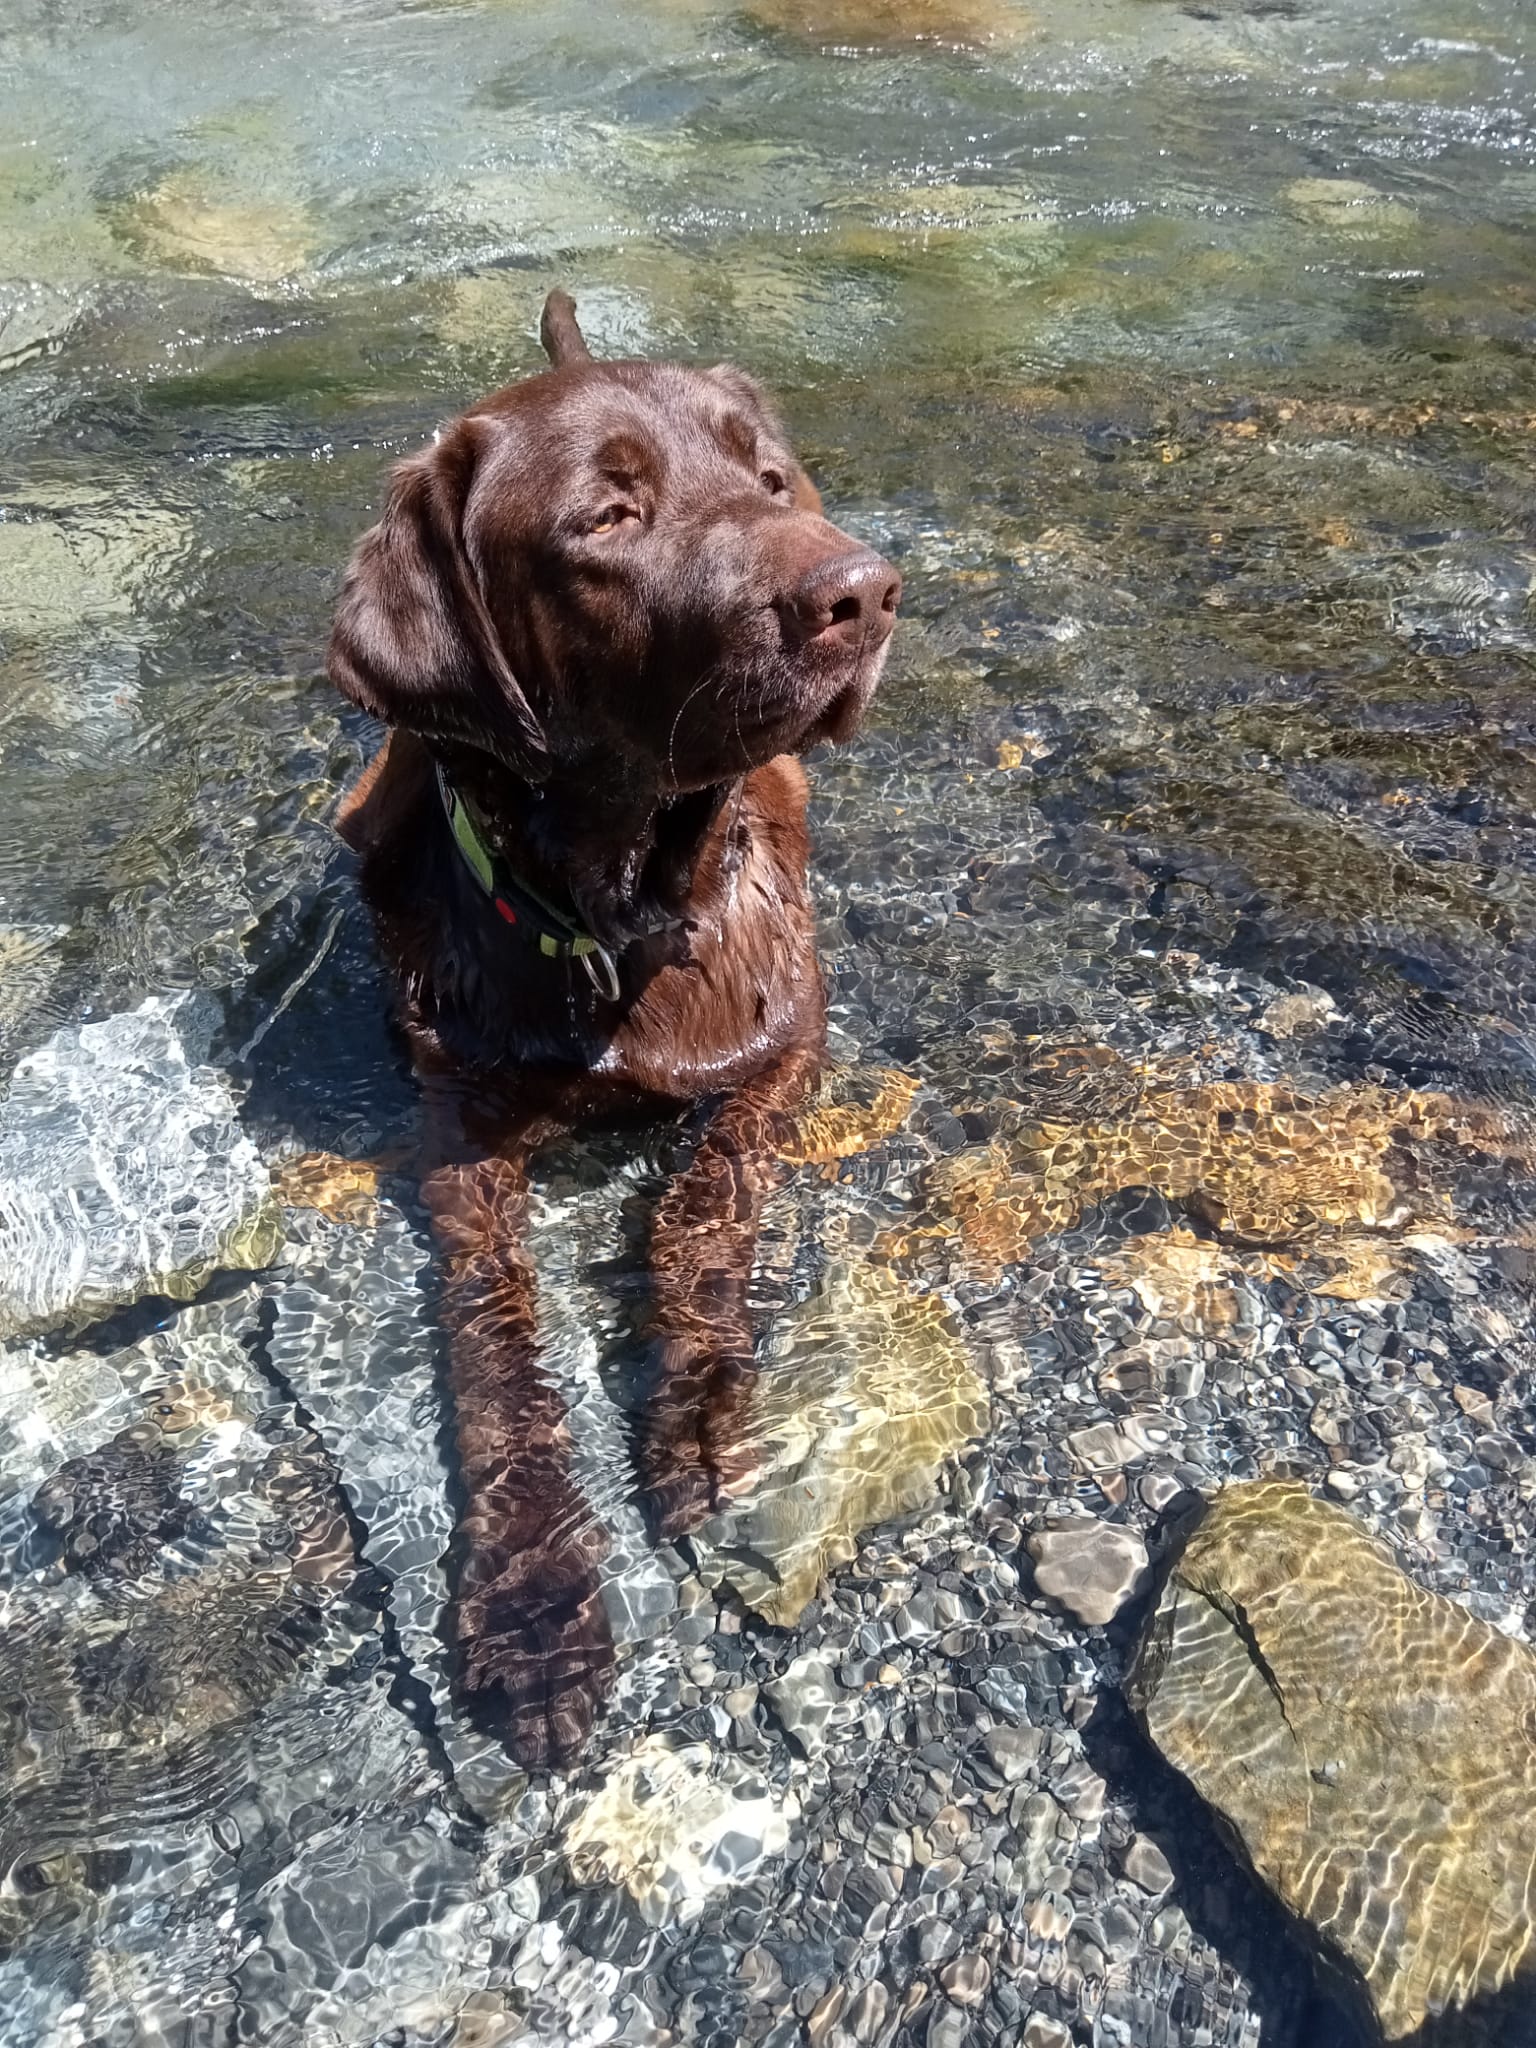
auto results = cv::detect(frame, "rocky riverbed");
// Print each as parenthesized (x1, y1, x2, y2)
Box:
(4, 0, 1536, 2042)
(2, 994, 1534, 2044)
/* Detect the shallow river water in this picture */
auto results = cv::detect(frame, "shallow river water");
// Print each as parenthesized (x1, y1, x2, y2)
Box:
(3, 2, 1536, 2044)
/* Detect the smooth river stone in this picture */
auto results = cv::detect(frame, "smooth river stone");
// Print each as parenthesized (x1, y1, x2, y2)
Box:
(0, 992, 280, 1339)
(694, 1256, 986, 1626)
(1028, 1518, 1150, 1628)
(564, 1736, 795, 1926)
(1128, 1481, 1536, 2040)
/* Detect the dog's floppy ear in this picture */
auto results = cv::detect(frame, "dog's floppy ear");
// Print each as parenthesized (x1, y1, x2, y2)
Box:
(327, 422, 547, 775)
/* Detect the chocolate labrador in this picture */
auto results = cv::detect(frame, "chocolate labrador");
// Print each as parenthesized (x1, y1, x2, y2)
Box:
(328, 291, 900, 1765)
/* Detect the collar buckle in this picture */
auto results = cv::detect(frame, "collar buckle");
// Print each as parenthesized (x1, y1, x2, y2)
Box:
(580, 942, 623, 1002)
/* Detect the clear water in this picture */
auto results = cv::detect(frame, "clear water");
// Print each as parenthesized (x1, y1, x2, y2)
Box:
(2, 1, 1536, 2043)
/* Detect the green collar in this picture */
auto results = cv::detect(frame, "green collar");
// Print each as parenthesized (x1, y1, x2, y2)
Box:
(436, 764, 623, 1000)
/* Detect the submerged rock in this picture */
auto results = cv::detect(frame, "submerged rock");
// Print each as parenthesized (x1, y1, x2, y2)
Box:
(1129, 1481, 1536, 2041)
(0, 281, 81, 372)
(0, 483, 191, 641)
(1028, 1518, 1150, 1628)
(234, 1814, 530, 2047)
(1284, 177, 1417, 234)
(739, 0, 1032, 51)
(0, 993, 280, 1339)
(0, 926, 67, 1070)
(564, 1736, 795, 1926)
(0, 1286, 410, 1972)
(695, 1257, 986, 1625)
(762, 1653, 844, 1759)
(925, 1058, 1535, 1277)
(113, 169, 317, 284)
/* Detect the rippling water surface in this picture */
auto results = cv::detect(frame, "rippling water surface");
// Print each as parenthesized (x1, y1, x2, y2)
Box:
(3, 2, 1536, 2043)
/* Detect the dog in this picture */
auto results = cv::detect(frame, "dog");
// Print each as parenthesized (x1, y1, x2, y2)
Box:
(328, 290, 900, 1765)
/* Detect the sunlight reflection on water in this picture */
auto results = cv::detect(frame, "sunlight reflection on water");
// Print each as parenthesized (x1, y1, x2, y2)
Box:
(2, 0, 1536, 2041)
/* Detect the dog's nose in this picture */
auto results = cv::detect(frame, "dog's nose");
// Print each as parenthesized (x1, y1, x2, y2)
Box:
(790, 549, 902, 648)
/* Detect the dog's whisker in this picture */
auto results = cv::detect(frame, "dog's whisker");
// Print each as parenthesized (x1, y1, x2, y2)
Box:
(665, 672, 721, 786)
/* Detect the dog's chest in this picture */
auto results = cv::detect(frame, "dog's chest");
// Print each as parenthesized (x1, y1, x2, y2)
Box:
(596, 863, 820, 1099)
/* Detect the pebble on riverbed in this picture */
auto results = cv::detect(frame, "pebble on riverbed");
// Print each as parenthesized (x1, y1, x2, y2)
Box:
(563, 1736, 796, 1926)
(762, 1652, 844, 1758)
(1027, 1518, 1152, 1627)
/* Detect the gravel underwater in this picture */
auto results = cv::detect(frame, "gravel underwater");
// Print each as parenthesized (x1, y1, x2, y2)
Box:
(2, 1, 1536, 2044)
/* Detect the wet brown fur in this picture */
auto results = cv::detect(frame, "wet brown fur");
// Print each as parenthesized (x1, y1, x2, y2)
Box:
(328, 291, 898, 1765)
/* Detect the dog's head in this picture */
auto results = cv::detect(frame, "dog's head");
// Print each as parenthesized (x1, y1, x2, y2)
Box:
(328, 291, 900, 797)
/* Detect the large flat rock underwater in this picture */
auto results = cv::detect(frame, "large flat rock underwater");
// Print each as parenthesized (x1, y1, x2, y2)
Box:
(1129, 1480, 1536, 2043)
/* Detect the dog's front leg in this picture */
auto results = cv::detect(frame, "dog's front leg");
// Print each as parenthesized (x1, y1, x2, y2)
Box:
(419, 1088, 614, 1768)
(640, 1044, 822, 1541)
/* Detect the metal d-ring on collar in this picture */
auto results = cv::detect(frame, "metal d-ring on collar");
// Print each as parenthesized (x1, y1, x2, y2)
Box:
(435, 763, 624, 1002)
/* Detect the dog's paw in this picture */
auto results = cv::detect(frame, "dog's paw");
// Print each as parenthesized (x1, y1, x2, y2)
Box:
(639, 1351, 761, 1543)
(455, 1548, 615, 1770)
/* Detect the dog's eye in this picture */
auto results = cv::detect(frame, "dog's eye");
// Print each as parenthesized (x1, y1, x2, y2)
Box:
(589, 504, 638, 534)
(760, 469, 788, 497)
